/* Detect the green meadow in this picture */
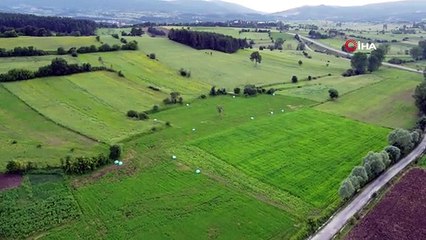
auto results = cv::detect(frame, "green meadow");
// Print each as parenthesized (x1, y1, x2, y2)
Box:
(0, 36, 99, 51)
(0, 25, 422, 240)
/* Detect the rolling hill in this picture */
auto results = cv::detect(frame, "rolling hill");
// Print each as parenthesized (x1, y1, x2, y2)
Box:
(273, 0, 426, 21)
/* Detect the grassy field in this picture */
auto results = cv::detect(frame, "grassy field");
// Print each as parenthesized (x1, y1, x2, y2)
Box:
(0, 36, 99, 51)
(2, 72, 164, 143)
(132, 36, 349, 89)
(316, 69, 422, 129)
(0, 172, 81, 239)
(0, 85, 104, 170)
(0, 55, 78, 73)
(275, 73, 383, 102)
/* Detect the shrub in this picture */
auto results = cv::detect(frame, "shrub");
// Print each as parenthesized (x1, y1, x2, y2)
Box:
(291, 75, 298, 83)
(149, 53, 156, 60)
(234, 87, 241, 95)
(350, 166, 369, 187)
(127, 110, 138, 118)
(308, 76, 312, 80)
(165, 121, 171, 127)
(109, 145, 121, 160)
(138, 112, 149, 120)
(118, 71, 125, 77)
(152, 105, 160, 112)
(416, 116, 426, 131)
(328, 88, 339, 100)
(200, 94, 207, 99)
(298, 60, 303, 66)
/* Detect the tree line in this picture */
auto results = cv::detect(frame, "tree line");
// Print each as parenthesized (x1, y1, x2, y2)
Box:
(0, 13, 97, 36)
(0, 46, 47, 57)
(147, 27, 166, 36)
(59, 41, 138, 56)
(168, 29, 249, 54)
(0, 58, 112, 82)
(339, 128, 423, 200)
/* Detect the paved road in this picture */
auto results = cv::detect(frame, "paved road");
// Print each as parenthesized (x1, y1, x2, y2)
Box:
(311, 136, 426, 240)
(290, 33, 424, 74)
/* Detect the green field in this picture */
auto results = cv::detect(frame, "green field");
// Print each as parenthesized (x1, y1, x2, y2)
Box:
(2, 72, 165, 143)
(0, 85, 104, 170)
(0, 25, 422, 240)
(0, 36, 99, 51)
(316, 69, 422, 129)
(133, 36, 349, 88)
(275, 73, 383, 102)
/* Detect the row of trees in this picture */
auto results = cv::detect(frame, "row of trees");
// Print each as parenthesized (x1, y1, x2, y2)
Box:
(58, 41, 138, 56)
(0, 13, 97, 36)
(122, 27, 145, 37)
(0, 58, 110, 82)
(147, 27, 166, 36)
(163, 92, 183, 105)
(343, 47, 387, 76)
(127, 110, 149, 120)
(0, 46, 47, 57)
(339, 128, 422, 200)
(168, 29, 249, 54)
(61, 145, 121, 175)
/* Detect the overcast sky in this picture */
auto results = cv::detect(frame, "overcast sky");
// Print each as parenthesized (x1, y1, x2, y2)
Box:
(223, 0, 403, 13)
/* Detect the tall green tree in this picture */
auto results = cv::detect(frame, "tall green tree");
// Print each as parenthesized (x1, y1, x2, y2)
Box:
(351, 52, 368, 74)
(250, 51, 262, 66)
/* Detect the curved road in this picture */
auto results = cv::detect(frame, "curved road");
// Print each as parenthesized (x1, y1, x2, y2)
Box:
(311, 136, 426, 240)
(290, 33, 423, 74)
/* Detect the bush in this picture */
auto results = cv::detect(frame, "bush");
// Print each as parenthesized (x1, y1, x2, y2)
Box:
(308, 76, 312, 80)
(152, 105, 160, 112)
(298, 60, 303, 65)
(149, 53, 156, 60)
(109, 145, 121, 160)
(138, 112, 149, 120)
(350, 166, 369, 187)
(165, 121, 171, 127)
(328, 88, 339, 100)
(200, 94, 207, 99)
(179, 68, 191, 78)
(127, 110, 138, 118)
(118, 71, 125, 77)
(234, 87, 241, 95)
(291, 75, 298, 83)
(62, 154, 110, 175)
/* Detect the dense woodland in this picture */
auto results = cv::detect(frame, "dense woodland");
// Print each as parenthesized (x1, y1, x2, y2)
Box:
(0, 13, 97, 36)
(168, 29, 249, 53)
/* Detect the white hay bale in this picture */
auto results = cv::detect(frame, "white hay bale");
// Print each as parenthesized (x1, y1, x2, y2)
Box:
(172, 155, 177, 160)
(195, 169, 201, 174)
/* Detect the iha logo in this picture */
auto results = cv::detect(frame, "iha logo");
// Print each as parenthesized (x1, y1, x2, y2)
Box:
(344, 39, 377, 53)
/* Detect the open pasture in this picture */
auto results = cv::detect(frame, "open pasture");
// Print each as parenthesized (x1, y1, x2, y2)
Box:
(0, 86, 104, 170)
(0, 36, 99, 51)
(316, 69, 423, 129)
(133, 36, 350, 88)
(2, 72, 164, 143)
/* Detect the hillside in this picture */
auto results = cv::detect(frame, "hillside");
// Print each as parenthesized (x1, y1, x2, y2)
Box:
(273, 0, 426, 21)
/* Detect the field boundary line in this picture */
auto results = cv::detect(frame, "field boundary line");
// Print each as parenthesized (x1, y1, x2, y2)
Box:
(0, 83, 108, 145)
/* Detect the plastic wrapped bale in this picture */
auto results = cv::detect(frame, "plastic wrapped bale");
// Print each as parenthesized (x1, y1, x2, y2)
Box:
(195, 169, 201, 174)
(172, 155, 177, 160)
(118, 161, 123, 166)
(192, 128, 196, 132)
(250, 117, 255, 120)
(114, 160, 119, 165)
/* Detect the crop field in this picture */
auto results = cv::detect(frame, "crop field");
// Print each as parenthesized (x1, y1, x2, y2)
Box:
(192, 109, 389, 209)
(346, 168, 426, 240)
(41, 162, 297, 240)
(0, 172, 81, 239)
(0, 86, 104, 170)
(315, 69, 423, 129)
(133, 36, 350, 88)
(2, 72, 163, 143)
(0, 36, 99, 51)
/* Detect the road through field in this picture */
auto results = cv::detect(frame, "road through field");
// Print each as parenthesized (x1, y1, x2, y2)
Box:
(289, 33, 423, 74)
(310, 136, 426, 240)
